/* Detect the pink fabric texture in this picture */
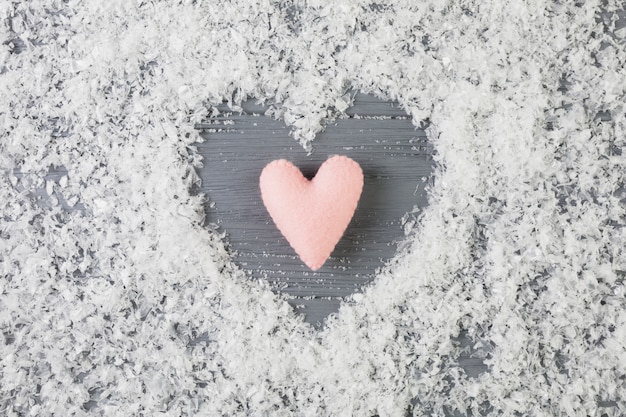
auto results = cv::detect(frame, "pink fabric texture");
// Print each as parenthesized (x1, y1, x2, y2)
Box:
(259, 155, 364, 270)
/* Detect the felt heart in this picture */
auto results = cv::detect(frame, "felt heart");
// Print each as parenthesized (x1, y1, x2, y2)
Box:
(259, 156, 364, 271)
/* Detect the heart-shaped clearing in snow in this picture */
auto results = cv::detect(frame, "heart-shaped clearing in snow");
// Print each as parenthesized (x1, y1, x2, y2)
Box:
(195, 93, 434, 325)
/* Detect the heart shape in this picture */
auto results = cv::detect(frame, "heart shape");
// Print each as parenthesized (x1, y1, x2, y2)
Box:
(259, 156, 364, 270)
(195, 93, 433, 324)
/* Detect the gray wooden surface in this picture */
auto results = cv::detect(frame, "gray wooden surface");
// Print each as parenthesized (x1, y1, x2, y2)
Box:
(7, 7, 624, 412)
(194, 92, 434, 326)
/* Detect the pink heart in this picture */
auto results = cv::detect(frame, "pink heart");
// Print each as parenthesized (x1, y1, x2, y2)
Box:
(260, 155, 364, 270)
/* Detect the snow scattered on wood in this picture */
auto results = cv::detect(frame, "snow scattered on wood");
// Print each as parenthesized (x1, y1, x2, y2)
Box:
(1, 0, 625, 415)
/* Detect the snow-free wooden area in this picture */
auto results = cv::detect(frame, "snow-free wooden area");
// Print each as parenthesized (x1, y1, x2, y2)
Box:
(195, 93, 433, 325)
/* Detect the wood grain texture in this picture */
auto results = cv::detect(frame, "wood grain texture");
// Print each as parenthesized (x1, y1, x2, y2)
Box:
(194, 92, 434, 325)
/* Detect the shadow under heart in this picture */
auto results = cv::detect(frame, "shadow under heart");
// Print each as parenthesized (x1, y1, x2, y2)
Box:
(194, 93, 434, 326)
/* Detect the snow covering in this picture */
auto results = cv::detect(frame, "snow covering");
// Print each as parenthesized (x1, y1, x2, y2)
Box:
(1, 0, 626, 416)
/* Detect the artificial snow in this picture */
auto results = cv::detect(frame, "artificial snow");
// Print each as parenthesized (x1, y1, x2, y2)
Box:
(1, 0, 626, 416)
